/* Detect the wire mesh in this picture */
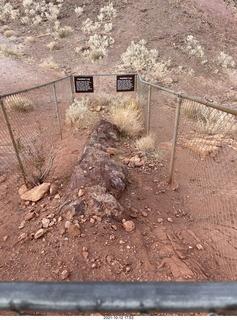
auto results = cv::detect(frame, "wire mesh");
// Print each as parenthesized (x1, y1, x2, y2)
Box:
(173, 99, 237, 280)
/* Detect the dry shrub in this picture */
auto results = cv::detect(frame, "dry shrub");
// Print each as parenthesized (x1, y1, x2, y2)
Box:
(56, 26, 73, 38)
(111, 99, 144, 137)
(46, 41, 60, 51)
(0, 44, 23, 59)
(4, 30, 16, 38)
(65, 98, 97, 129)
(217, 51, 235, 68)
(5, 95, 34, 113)
(40, 57, 59, 70)
(135, 133, 162, 162)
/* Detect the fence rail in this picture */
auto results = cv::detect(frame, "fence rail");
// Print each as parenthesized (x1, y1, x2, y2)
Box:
(1, 281, 237, 314)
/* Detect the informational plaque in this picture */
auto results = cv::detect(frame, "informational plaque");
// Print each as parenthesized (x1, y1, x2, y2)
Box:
(74, 76, 94, 93)
(117, 75, 135, 92)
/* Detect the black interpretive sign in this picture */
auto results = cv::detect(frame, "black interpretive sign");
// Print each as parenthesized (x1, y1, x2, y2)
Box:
(117, 75, 135, 92)
(74, 76, 94, 93)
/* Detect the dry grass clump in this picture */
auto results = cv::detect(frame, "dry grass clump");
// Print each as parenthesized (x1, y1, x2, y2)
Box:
(183, 102, 237, 135)
(56, 26, 73, 38)
(135, 133, 162, 162)
(5, 95, 34, 113)
(65, 98, 97, 129)
(40, 57, 59, 70)
(0, 44, 23, 59)
(217, 52, 236, 68)
(117, 39, 172, 85)
(97, 3, 117, 21)
(4, 30, 16, 38)
(46, 41, 60, 51)
(111, 99, 144, 137)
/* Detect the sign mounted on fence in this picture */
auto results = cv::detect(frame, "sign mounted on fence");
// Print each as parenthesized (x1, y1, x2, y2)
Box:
(117, 75, 135, 92)
(74, 76, 94, 93)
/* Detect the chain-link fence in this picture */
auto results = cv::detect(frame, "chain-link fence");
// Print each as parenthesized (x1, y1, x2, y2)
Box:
(1, 72, 237, 285)
(136, 74, 237, 280)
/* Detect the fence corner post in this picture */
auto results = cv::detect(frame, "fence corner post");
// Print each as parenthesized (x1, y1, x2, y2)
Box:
(53, 83, 62, 139)
(168, 95, 182, 185)
(70, 75, 75, 103)
(0, 98, 28, 186)
(147, 84, 152, 134)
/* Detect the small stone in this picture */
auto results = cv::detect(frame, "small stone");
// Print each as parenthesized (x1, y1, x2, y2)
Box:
(92, 263, 97, 269)
(106, 148, 118, 155)
(54, 194, 60, 199)
(167, 217, 174, 223)
(59, 228, 66, 235)
(111, 224, 117, 231)
(19, 185, 28, 196)
(125, 266, 131, 273)
(82, 247, 88, 252)
(90, 218, 95, 224)
(196, 244, 204, 250)
(34, 229, 46, 239)
(3, 236, 8, 241)
(61, 269, 70, 280)
(81, 233, 86, 238)
(18, 233, 27, 241)
(83, 251, 89, 260)
(42, 218, 50, 228)
(50, 184, 58, 196)
(148, 163, 155, 168)
(68, 224, 81, 237)
(65, 221, 72, 229)
(130, 212, 138, 218)
(96, 105, 102, 112)
(58, 216, 62, 222)
(78, 189, 85, 197)
(47, 214, 55, 219)
(123, 220, 136, 232)
(110, 234, 115, 240)
(157, 218, 164, 223)
(141, 211, 148, 217)
(21, 183, 50, 202)
(19, 221, 25, 229)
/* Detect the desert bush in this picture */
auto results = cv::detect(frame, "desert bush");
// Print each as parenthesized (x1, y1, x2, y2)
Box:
(4, 30, 16, 38)
(46, 41, 60, 51)
(40, 57, 59, 70)
(75, 6, 84, 17)
(5, 95, 34, 113)
(217, 51, 236, 68)
(111, 99, 144, 137)
(0, 44, 23, 59)
(21, 0, 63, 26)
(65, 98, 97, 129)
(82, 18, 101, 35)
(97, 3, 117, 21)
(56, 26, 73, 38)
(117, 39, 172, 84)
(183, 35, 205, 59)
(183, 102, 237, 134)
(135, 134, 156, 152)
(0, 0, 19, 21)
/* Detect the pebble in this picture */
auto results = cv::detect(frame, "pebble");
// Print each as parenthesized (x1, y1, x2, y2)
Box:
(196, 244, 204, 250)
(123, 220, 136, 232)
(68, 224, 81, 237)
(54, 194, 60, 199)
(42, 218, 50, 228)
(50, 184, 58, 196)
(111, 224, 117, 231)
(83, 251, 89, 260)
(157, 218, 164, 223)
(167, 217, 174, 223)
(34, 229, 46, 239)
(3, 236, 8, 241)
(18, 233, 27, 241)
(61, 270, 70, 280)
(65, 221, 72, 229)
(141, 211, 148, 217)
(78, 189, 85, 197)
(90, 218, 95, 224)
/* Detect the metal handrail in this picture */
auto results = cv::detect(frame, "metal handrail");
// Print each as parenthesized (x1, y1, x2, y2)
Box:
(0, 281, 237, 314)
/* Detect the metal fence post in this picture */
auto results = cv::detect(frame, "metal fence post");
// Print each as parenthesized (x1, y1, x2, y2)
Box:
(168, 95, 182, 184)
(147, 84, 152, 134)
(70, 75, 75, 103)
(53, 83, 62, 139)
(0, 98, 28, 186)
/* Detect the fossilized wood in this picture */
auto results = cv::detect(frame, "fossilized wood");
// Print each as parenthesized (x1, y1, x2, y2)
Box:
(60, 120, 128, 222)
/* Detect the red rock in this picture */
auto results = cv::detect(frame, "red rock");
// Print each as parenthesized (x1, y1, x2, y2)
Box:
(34, 229, 46, 239)
(123, 220, 136, 232)
(68, 224, 81, 237)
(141, 211, 148, 217)
(157, 218, 164, 223)
(21, 183, 50, 202)
(50, 184, 58, 196)
(19, 185, 28, 196)
(61, 270, 70, 280)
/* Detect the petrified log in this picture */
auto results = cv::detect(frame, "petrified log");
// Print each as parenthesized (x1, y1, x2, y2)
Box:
(60, 120, 128, 222)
